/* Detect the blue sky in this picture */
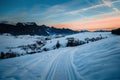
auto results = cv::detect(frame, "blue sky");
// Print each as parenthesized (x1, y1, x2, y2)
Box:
(0, 0, 120, 27)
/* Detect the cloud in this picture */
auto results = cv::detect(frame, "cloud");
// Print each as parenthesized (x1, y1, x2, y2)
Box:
(35, 0, 120, 27)
(102, 0, 112, 7)
(102, 0, 120, 13)
(67, 0, 119, 15)
(112, 8, 120, 13)
(34, 0, 120, 27)
(46, 5, 66, 13)
(33, 0, 119, 23)
(65, 3, 106, 15)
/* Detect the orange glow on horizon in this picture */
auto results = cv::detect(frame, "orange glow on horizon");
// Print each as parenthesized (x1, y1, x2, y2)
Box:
(54, 16, 120, 31)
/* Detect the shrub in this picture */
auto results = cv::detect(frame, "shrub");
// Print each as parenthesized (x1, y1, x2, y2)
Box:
(43, 48, 49, 51)
(0, 52, 5, 59)
(66, 37, 84, 47)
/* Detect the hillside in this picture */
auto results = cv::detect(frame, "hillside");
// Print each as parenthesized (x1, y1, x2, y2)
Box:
(0, 32, 120, 80)
(0, 32, 112, 55)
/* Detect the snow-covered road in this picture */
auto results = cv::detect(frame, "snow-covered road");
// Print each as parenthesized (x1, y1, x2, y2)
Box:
(42, 48, 81, 80)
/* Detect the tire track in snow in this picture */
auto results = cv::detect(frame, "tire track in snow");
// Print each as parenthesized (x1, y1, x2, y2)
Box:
(42, 48, 82, 80)
(41, 49, 69, 80)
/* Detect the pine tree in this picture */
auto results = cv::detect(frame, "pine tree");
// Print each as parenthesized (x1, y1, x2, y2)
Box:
(56, 41, 60, 48)
(0, 52, 4, 59)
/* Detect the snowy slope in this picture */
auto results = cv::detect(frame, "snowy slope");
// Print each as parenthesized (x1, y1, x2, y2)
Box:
(0, 35, 45, 53)
(0, 32, 120, 80)
(42, 32, 112, 49)
(0, 32, 112, 54)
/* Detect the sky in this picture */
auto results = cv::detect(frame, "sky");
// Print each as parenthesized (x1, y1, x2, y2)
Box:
(0, 0, 120, 31)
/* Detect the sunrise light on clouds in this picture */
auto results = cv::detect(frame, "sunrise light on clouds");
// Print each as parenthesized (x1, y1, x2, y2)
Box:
(55, 15, 120, 31)
(0, 0, 120, 31)
(54, 0, 120, 31)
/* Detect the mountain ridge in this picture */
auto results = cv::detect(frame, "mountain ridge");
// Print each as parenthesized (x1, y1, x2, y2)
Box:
(0, 22, 79, 36)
